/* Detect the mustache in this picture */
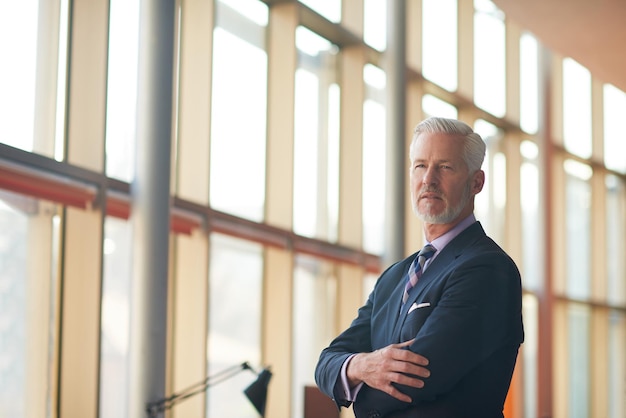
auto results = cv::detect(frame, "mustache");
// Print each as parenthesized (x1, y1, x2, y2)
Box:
(418, 187, 444, 197)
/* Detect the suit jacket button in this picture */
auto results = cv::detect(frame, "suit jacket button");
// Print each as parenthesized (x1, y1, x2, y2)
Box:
(367, 411, 381, 418)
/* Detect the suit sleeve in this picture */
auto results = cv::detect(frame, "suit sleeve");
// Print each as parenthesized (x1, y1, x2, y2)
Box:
(353, 250, 523, 417)
(314, 259, 408, 408)
(314, 290, 374, 408)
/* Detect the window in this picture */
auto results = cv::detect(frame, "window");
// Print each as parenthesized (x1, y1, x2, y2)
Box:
(474, 0, 506, 117)
(292, 255, 336, 418)
(293, 27, 340, 241)
(298, 0, 340, 23)
(207, 234, 263, 417)
(567, 304, 590, 417)
(105, 0, 140, 182)
(522, 294, 538, 418)
(603, 84, 626, 174)
(422, 0, 457, 92)
(473, 119, 505, 240)
(0, 191, 60, 418)
(564, 159, 592, 299)
(563, 59, 592, 159)
(608, 311, 626, 418)
(364, 0, 387, 51)
(0, 0, 69, 159)
(210, 0, 268, 221)
(520, 33, 539, 134)
(605, 175, 626, 307)
(422, 94, 458, 119)
(99, 217, 133, 418)
(362, 64, 386, 255)
(520, 140, 542, 291)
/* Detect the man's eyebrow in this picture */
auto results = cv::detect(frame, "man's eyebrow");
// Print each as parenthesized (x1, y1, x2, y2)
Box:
(412, 158, 455, 164)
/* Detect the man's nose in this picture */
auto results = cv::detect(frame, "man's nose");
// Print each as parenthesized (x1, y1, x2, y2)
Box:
(422, 166, 438, 184)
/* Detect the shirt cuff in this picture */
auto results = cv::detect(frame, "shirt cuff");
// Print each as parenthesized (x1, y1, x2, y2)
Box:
(340, 354, 364, 402)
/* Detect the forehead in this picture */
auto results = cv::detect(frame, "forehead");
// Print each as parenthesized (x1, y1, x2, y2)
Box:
(410, 132, 466, 161)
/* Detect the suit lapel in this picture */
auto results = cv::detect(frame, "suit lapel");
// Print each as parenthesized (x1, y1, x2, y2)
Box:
(400, 222, 486, 317)
(387, 255, 416, 341)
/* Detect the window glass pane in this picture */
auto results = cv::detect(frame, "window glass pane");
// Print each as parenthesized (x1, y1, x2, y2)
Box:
(474, 149, 489, 228)
(0, 191, 60, 418)
(221, 0, 268, 25)
(608, 311, 626, 418)
(364, 0, 386, 51)
(293, 28, 339, 241)
(564, 159, 592, 299)
(207, 234, 263, 417)
(363, 272, 378, 302)
(473, 0, 505, 117)
(520, 33, 539, 134)
(327, 84, 341, 240)
(0, 0, 69, 159)
(100, 217, 133, 418)
(520, 141, 542, 291)
(294, 68, 321, 237)
(105, 0, 140, 182)
(0, 2, 38, 151)
(492, 152, 506, 209)
(210, 6, 268, 221)
(606, 175, 626, 306)
(422, 94, 458, 119)
(363, 64, 386, 255)
(473, 120, 504, 240)
(53, 1, 69, 161)
(568, 304, 590, 418)
(522, 294, 538, 418)
(422, 0, 457, 91)
(298, 0, 340, 22)
(292, 255, 336, 418)
(563, 58, 592, 159)
(603, 84, 626, 174)
(295, 25, 332, 57)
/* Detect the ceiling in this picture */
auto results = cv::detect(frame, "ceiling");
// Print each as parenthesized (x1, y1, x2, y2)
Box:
(492, 0, 626, 93)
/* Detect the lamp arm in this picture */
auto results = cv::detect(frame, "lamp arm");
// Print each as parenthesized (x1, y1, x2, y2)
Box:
(146, 361, 254, 416)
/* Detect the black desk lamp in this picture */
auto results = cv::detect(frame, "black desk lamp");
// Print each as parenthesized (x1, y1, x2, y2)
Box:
(146, 361, 272, 417)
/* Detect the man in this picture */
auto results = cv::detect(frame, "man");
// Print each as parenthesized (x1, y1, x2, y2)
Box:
(315, 117, 524, 418)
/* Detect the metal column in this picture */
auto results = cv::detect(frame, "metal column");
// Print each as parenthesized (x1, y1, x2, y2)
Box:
(385, 0, 407, 264)
(536, 42, 554, 418)
(128, 0, 176, 416)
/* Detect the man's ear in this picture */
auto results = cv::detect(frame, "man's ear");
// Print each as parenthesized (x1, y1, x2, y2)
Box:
(472, 170, 485, 194)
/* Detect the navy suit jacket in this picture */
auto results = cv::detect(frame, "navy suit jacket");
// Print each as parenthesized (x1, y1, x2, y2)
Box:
(315, 222, 524, 418)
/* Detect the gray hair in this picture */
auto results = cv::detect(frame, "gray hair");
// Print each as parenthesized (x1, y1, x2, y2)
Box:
(410, 117, 486, 173)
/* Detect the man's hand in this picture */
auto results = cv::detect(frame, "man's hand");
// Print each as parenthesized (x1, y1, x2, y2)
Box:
(346, 339, 430, 403)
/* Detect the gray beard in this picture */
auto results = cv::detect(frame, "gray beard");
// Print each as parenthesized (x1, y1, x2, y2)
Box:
(414, 180, 472, 224)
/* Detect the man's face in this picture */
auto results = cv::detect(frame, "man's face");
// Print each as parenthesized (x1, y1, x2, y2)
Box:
(409, 132, 483, 225)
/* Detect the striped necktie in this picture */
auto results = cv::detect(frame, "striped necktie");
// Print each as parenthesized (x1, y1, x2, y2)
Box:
(402, 244, 436, 304)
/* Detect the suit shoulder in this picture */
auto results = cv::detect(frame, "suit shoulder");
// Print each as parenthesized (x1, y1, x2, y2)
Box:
(382, 253, 416, 275)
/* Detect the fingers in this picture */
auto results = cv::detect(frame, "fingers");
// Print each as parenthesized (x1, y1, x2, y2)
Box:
(382, 382, 413, 403)
(346, 343, 431, 403)
(398, 375, 424, 389)
(395, 338, 415, 348)
(374, 370, 426, 403)
(389, 340, 429, 368)
(374, 343, 431, 378)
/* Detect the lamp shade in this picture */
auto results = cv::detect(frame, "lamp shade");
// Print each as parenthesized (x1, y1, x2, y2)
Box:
(244, 368, 272, 417)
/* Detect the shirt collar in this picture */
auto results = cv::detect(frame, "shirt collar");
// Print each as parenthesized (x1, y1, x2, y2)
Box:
(428, 214, 476, 256)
